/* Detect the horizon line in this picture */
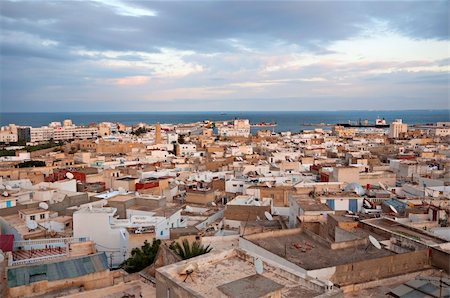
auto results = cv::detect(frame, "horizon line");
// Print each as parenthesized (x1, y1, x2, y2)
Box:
(1, 109, 449, 114)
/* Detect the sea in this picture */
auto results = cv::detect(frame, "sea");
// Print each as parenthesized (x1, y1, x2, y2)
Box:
(1, 110, 449, 133)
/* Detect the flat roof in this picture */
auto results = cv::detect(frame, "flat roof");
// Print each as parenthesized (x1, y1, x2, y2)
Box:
(159, 249, 322, 297)
(246, 230, 392, 270)
(217, 274, 284, 298)
(107, 194, 136, 202)
(362, 218, 447, 245)
(19, 208, 49, 215)
(296, 198, 333, 212)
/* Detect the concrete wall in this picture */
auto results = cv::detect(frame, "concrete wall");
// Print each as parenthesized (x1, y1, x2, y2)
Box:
(50, 193, 91, 216)
(430, 247, 450, 273)
(7, 269, 113, 298)
(195, 209, 224, 230)
(224, 205, 271, 221)
(308, 250, 431, 286)
(185, 190, 215, 205)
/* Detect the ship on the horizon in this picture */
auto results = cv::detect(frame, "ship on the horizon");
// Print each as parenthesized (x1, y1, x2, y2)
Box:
(337, 118, 389, 128)
(251, 121, 277, 127)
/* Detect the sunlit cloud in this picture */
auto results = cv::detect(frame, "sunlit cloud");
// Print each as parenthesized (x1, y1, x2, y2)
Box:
(0, 0, 448, 111)
(114, 76, 150, 86)
(90, 0, 157, 17)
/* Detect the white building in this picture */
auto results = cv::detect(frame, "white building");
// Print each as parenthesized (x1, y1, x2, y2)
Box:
(177, 143, 197, 157)
(73, 207, 128, 267)
(218, 119, 251, 137)
(73, 205, 185, 267)
(29, 125, 98, 142)
(30, 127, 54, 142)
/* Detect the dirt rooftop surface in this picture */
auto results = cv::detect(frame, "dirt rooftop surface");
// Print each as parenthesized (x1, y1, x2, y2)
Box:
(250, 231, 393, 270)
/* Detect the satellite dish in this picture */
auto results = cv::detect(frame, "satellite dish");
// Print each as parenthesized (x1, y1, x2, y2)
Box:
(265, 182, 272, 188)
(264, 211, 273, 221)
(256, 216, 261, 221)
(254, 257, 264, 274)
(363, 199, 372, 209)
(368, 235, 382, 250)
(389, 204, 398, 214)
(2, 191, 9, 197)
(65, 172, 74, 180)
(5, 185, 12, 191)
(120, 229, 127, 240)
(27, 220, 38, 230)
(211, 202, 216, 206)
(39, 202, 49, 210)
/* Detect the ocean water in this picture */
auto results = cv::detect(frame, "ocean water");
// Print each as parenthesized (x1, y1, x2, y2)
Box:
(0, 110, 449, 133)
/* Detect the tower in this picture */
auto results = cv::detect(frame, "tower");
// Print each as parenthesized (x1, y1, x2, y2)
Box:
(155, 122, 162, 144)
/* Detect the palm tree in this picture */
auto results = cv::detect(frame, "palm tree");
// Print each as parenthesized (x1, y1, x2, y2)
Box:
(170, 239, 212, 260)
(120, 239, 161, 273)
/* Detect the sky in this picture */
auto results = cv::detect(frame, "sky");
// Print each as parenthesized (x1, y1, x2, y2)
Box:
(0, 0, 449, 112)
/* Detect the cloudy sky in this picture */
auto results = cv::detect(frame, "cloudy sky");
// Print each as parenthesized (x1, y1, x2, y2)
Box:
(0, 0, 448, 112)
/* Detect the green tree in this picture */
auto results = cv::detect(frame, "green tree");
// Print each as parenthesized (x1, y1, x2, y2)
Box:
(170, 239, 212, 260)
(17, 160, 46, 168)
(177, 134, 185, 144)
(120, 239, 161, 273)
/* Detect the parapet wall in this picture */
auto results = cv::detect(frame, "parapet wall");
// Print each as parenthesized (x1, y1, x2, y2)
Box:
(7, 270, 112, 298)
(309, 249, 431, 287)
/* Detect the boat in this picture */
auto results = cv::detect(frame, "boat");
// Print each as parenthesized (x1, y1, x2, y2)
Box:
(337, 118, 389, 128)
(251, 122, 277, 127)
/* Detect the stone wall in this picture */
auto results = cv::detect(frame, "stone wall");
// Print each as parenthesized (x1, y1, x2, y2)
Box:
(325, 249, 431, 286)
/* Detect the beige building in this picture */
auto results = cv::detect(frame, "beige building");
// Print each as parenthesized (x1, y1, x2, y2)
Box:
(389, 119, 408, 138)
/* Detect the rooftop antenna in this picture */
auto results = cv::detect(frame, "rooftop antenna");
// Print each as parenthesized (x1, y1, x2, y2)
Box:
(39, 202, 49, 210)
(264, 211, 273, 221)
(254, 257, 264, 274)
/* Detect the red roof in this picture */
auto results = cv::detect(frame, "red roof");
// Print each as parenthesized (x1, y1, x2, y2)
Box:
(0, 234, 14, 252)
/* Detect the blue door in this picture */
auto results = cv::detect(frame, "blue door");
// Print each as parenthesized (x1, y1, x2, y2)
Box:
(326, 199, 335, 210)
(6, 201, 11, 208)
(349, 199, 358, 213)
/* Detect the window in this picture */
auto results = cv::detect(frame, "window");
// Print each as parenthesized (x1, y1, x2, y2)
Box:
(40, 214, 45, 219)
(30, 215, 35, 220)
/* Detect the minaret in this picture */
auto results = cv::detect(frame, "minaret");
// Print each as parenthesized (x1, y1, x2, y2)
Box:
(155, 122, 162, 144)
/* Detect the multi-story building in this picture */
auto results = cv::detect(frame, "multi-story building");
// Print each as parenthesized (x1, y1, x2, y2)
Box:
(30, 126, 54, 142)
(218, 119, 251, 137)
(0, 125, 18, 143)
(29, 125, 98, 142)
(389, 119, 408, 138)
